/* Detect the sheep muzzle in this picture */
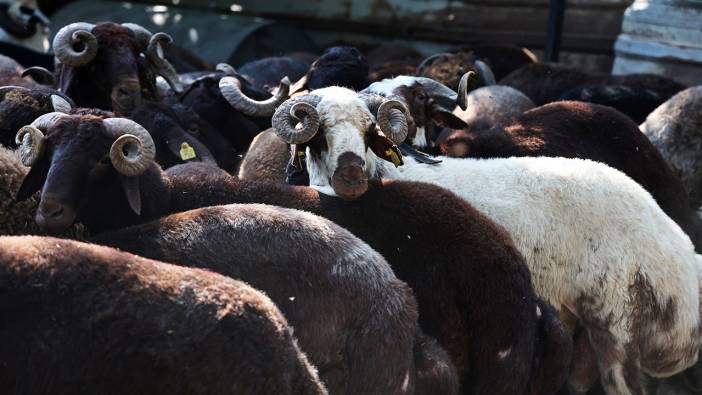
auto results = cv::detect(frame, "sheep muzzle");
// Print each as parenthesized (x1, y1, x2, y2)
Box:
(331, 152, 367, 200)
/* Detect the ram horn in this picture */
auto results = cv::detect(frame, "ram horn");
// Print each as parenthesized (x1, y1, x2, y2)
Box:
(123, 23, 183, 93)
(21, 66, 55, 85)
(271, 95, 321, 144)
(219, 76, 290, 117)
(121, 23, 152, 48)
(474, 60, 496, 86)
(413, 76, 460, 110)
(14, 112, 70, 167)
(359, 94, 409, 144)
(146, 33, 183, 93)
(103, 118, 156, 177)
(53, 22, 97, 67)
(456, 71, 476, 111)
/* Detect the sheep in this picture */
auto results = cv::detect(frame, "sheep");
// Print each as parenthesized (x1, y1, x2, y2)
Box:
(176, 64, 290, 158)
(500, 63, 686, 108)
(446, 85, 535, 142)
(640, 86, 702, 213)
(0, 235, 327, 394)
(362, 74, 471, 149)
(0, 84, 72, 147)
(238, 56, 309, 91)
(289, 46, 369, 94)
(15, 112, 571, 394)
(269, 87, 702, 394)
(437, 100, 702, 251)
(51, 21, 182, 115)
(416, 51, 497, 91)
(92, 202, 460, 394)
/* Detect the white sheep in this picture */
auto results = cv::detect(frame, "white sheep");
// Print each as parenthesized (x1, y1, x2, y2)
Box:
(272, 86, 702, 395)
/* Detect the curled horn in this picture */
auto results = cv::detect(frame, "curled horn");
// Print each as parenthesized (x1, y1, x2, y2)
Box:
(122, 23, 183, 93)
(360, 94, 409, 144)
(52, 22, 97, 67)
(416, 52, 453, 74)
(15, 112, 70, 167)
(474, 60, 496, 86)
(22, 66, 55, 85)
(271, 95, 321, 144)
(103, 118, 156, 177)
(146, 33, 183, 92)
(219, 76, 290, 117)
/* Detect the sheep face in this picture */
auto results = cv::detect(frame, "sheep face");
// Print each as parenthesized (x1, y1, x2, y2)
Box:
(272, 87, 409, 200)
(305, 89, 375, 200)
(57, 23, 152, 115)
(16, 113, 156, 234)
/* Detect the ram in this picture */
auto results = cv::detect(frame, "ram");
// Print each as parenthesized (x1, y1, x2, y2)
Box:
(0, 235, 327, 394)
(269, 87, 702, 394)
(15, 112, 571, 395)
(362, 73, 471, 149)
(51, 21, 182, 114)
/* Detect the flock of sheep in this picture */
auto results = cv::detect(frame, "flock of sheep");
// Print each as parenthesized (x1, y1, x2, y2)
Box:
(1, 18, 702, 395)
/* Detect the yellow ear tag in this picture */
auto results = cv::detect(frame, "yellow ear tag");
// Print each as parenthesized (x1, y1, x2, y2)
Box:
(385, 148, 403, 167)
(179, 142, 197, 161)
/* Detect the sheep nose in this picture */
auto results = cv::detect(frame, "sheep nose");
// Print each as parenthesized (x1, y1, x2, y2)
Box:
(35, 197, 77, 234)
(38, 199, 64, 219)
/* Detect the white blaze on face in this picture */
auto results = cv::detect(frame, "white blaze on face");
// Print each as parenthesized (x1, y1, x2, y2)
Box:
(305, 87, 375, 189)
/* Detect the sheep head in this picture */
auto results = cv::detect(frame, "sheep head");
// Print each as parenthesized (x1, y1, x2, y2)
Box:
(53, 21, 182, 115)
(15, 111, 155, 234)
(272, 87, 408, 200)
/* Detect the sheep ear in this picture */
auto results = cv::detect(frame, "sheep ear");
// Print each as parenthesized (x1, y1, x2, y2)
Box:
(429, 105, 468, 129)
(368, 126, 403, 167)
(289, 75, 308, 95)
(16, 156, 50, 201)
(118, 175, 142, 215)
(57, 64, 76, 95)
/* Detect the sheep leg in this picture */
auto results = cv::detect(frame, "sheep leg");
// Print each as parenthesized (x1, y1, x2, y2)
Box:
(586, 326, 645, 395)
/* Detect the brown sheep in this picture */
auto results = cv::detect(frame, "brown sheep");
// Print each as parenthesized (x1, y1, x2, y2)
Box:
(238, 128, 289, 183)
(93, 203, 460, 394)
(0, 235, 327, 394)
